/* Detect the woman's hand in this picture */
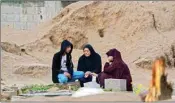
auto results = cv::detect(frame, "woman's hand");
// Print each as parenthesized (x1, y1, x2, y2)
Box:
(64, 72, 71, 79)
(85, 71, 91, 78)
(91, 72, 98, 77)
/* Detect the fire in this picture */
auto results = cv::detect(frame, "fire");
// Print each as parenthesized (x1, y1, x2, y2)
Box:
(145, 58, 173, 102)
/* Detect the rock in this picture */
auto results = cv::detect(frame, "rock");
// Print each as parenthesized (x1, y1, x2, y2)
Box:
(3, 90, 17, 97)
(11, 86, 18, 91)
(0, 93, 11, 101)
(135, 58, 153, 69)
(105, 79, 126, 91)
(2, 86, 13, 91)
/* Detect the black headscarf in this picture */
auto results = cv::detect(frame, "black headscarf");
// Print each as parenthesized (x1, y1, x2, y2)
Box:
(77, 44, 102, 74)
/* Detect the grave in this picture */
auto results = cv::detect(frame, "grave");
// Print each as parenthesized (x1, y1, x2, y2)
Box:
(105, 79, 126, 91)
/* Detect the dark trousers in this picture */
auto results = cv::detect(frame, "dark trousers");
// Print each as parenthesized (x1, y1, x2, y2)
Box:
(78, 75, 92, 87)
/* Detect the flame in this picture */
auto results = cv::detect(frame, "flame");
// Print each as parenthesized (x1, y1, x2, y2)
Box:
(145, 58, 173, 102)
(145, 59, 163, 101)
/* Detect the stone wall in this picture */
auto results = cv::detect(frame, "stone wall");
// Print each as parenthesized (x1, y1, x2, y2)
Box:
(1, 0, 63, 30)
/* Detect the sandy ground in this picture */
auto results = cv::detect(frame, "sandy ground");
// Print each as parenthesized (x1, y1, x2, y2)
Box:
(1, 1, 175, 101)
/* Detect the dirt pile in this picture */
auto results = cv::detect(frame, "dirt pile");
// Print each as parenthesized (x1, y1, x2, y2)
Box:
(135, 42, 175, 70)
(1, 42, 24, 56)
(13, 64, 50, 78)
(22, 1, 175, 57)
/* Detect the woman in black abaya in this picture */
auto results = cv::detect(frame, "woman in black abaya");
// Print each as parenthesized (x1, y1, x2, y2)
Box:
(77, 44, 102, 87)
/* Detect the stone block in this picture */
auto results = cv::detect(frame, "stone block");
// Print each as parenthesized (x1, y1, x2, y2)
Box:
(1, 6, 13, 14)
(26, 7, 37, 14)
(27, 15, 34, 22)
(13, 15, 20, 22)
(33, 15, 41, 22)
(1, 14, 7, 22)
(11, 86, 18, 91)
(12, 7, 22, 14)
(20, 15, 28, 22)
(105, 79, 126, 91)
(6, 15, 18, 22)
(45, 1, 55, 7)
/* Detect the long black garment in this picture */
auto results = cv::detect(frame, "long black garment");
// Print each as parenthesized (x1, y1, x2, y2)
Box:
(52, 40, 74, 83)
(77, 44, 102, 74)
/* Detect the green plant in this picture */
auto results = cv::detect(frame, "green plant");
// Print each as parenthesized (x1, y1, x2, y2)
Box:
(103, 88, 112, 92)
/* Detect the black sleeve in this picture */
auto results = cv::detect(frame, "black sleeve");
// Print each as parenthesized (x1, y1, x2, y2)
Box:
(52, 53, 63, 83)
(92, 55, 102, 74)
(77, 57, 84, 71)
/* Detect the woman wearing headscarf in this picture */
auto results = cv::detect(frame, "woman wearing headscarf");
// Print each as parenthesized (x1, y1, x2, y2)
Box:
(52, 40, 84, 84)
(77, 44, 102, 87)
(96, 48, 133, 91)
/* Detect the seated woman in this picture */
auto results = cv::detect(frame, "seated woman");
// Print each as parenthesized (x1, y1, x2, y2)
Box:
(96, 48, 133, 91)
(77, 44, 102, 87)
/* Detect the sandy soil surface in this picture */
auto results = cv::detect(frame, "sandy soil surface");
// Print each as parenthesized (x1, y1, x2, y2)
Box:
(1, 1, 175, 101)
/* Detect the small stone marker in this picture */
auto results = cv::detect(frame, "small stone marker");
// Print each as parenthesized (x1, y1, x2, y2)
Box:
(105, 79, 126, 91)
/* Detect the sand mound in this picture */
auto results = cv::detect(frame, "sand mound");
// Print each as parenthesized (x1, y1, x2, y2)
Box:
(21, 1, 175, 54)
(1, 42, 24, 56)
(135, 42, 175, 69)
(13, 64, 50, 78)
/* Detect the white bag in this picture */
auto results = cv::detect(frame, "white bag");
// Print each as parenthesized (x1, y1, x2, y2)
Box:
(72, 87, 104, 98)
(84, 76, 100, 88)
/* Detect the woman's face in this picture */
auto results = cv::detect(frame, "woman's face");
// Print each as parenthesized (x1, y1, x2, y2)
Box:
(108, 56, 113, 62)
(83, 48, 91, 57)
